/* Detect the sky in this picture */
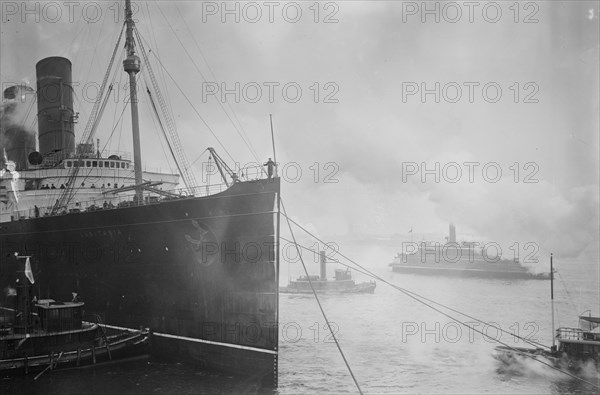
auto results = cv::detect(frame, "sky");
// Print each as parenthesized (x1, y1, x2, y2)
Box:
(1, 1, 598, 262)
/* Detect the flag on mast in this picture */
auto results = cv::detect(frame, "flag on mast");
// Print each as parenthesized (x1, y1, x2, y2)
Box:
(25, 257, 35, 284)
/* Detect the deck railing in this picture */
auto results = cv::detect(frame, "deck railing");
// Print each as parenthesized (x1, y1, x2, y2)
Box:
(5, 182, 231, 221)
(556, 327, 600, 341)
(2, 163, 271, 222)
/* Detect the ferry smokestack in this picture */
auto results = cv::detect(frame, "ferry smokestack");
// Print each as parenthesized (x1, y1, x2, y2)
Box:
(320, 251, 327, 280)
(449, 223, 456, 243)
(36, 56, 75, 158)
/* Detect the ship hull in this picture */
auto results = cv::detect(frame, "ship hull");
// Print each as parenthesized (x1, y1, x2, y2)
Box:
(390, 264, 548, 279)
(280, 280, 376, 294)
(0, 178, 280, 385)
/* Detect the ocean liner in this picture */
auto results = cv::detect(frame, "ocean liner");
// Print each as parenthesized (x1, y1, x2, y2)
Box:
(389, 224, 549, 280)
(0, 1, 279, 386)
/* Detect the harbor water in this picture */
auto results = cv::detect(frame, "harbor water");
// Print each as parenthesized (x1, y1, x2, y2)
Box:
(1, 245, 598, 394)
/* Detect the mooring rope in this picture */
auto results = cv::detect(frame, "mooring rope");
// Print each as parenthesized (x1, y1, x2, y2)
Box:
(281, 200, 363, 395)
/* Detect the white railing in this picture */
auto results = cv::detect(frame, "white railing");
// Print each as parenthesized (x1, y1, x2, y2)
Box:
(3, 163, 273, 222)
(6, 182, 230, 221)
(556, 327, 600, 342)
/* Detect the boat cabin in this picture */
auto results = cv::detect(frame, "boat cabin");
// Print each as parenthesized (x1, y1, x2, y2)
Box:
(556, 314, 600, 362)
(35, 299, 84, 332)
(579, 315, 600, 337)
(334, 269, 352, 281)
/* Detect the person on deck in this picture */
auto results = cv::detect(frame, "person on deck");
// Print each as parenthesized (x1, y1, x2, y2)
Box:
(263, 158, 276, 179)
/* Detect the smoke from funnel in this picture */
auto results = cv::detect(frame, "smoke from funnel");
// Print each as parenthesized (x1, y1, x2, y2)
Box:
(0, 85, 37, 171)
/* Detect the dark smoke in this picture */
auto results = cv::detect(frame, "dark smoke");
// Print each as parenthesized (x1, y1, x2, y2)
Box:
(0, 85, 37, 170)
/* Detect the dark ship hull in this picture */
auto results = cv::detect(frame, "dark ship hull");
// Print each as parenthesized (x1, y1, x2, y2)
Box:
(0, 178, 280, 385)
(389, 260, 549, 280)
(280, 279, 376, 294)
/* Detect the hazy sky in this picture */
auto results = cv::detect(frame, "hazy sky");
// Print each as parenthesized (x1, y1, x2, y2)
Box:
(1, 1, 598, 261)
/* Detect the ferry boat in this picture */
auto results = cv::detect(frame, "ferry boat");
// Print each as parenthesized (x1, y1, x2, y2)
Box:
(389, 224, 549, 280)
(0, 257, 148, 376)
(0, 1, 279, 386)
(281, 251, 376, 294)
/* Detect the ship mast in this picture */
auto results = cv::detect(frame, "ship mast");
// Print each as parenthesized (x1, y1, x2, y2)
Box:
(123, 0, 143, 202)
(550, 253, 556, 352)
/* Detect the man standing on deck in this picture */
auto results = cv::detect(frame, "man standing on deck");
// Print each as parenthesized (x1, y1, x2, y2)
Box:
(264, 158, 276, 179)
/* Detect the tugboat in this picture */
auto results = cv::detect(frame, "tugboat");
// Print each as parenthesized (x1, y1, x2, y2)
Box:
(280, 251, 376, 294)
(0, 256, 148, 376)
(493, 254, 599, 371)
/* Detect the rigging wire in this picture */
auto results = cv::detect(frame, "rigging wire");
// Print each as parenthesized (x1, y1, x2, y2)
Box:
(281, 200, 364, 395)
(142, 84, 176, 174)
(83, 7, 108, 87)
(172, 3, 265, 169)
(58, 84, 114, 196)
(133, 26, 197, 191)
(154, 2, 262, 169)
(52, 22, 126, 213)
(135, 32, 236, 165)
(72, 100, 131, 195)
(53, 49, 126, 195)
(145, 84, 182, 180)
(67, 20, 90, 72)
(108, 54, 126, 155)
(281, 213, 600, 390)
(556, 271, 579, 315)
(49, 54, 131, 206)
(142, 2, 177, 136)
(16, 95, 36, 132)
(187, 149, 210, 170)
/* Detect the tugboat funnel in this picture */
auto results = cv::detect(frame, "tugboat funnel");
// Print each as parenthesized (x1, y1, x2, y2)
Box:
(320, 251, 327, 281)
(449, 223, 456, 243)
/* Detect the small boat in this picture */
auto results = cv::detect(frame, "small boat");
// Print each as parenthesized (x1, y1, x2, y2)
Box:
(280, 251, 376, 294)
(493, 313, 600, 372)
(554, 313, 600, 363)
(493, 254, 599, 371)
(0, 256, 148, 376)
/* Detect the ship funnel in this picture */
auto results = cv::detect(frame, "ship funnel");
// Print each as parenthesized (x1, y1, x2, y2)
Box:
(320, 251, 327, 280)
(36, 56, 75, 158)
(449, 223, 456, 243)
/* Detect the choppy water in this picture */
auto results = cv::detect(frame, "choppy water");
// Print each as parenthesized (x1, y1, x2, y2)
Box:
(2, 245, 598, 394)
